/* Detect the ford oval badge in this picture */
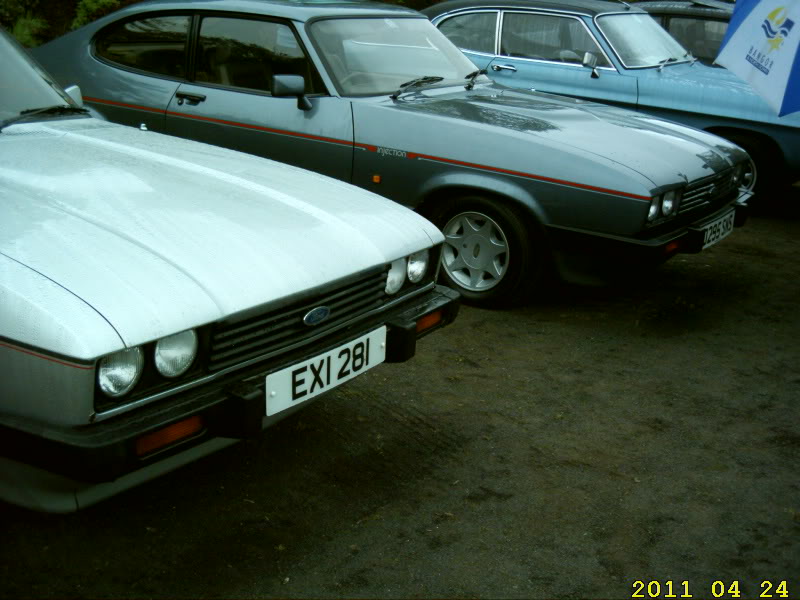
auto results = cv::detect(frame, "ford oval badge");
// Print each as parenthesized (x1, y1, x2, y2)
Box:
(303, 306, 331, 327)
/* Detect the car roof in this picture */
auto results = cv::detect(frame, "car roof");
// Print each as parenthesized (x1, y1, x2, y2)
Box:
(636, 0, 733, 17)
(422, 0, 647, 18)
(112, 0, 421, 23)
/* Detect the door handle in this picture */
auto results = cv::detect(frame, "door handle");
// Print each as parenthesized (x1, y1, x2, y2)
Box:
(491, 64, 517, 72)
(176, 92, 207, 106)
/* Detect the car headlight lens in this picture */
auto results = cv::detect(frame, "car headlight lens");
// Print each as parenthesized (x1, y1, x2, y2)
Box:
(732, 164, 743, 186)
(98, 347, 144, 397)
(386, 258, 406, 294)
(407, 249, 429, 283)
(155, 329, 198, 378)
(662, 190, 678, 216)
(647, 197, 660, 221)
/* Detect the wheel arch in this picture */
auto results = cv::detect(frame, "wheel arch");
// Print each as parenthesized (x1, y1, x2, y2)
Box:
(413, 171, 548, 227)
(704, 126, 786, 166)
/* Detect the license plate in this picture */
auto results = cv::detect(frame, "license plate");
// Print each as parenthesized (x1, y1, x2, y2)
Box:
(702, 209, 735, 249)
(265, 326, 386, 416)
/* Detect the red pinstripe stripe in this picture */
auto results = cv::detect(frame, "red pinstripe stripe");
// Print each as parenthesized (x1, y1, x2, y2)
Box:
(0, 341, 94, 370)
(84, 96, 649, 200)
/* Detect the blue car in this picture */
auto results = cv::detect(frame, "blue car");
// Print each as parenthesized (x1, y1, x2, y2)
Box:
(425, 0, 800, 199)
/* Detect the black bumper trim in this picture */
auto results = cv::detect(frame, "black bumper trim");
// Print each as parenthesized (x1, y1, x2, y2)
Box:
(0, 286, 460, 483)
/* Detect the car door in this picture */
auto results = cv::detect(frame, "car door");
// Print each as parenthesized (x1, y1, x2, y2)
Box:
(90, 14, 190, 132)
(164, 15, 353, 181)
(486, 11, 639, 109)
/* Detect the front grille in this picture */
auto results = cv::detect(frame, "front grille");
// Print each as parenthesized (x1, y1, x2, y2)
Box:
(207, 267, 389, 373)
(679, 170, 737, 214)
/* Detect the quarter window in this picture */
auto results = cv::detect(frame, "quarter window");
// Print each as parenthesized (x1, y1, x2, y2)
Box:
(438, 12, 498, 54)
(196, 17, 324, 93)
(500, 12, 610, 66)
(95, 16, 190, 77)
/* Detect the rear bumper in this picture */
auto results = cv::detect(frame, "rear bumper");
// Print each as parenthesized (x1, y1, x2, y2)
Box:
(548, 200, 748, 285)
(0, 285, 460, 500)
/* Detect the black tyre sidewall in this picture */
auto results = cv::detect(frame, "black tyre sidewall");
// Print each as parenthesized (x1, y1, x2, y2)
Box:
(430, 196, 543, 308)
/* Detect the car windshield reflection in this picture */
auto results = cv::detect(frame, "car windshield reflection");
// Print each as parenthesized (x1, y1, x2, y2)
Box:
(0, 28, 76, 121)
(309, 17, 479, 96)
(597, 13, 692, 68)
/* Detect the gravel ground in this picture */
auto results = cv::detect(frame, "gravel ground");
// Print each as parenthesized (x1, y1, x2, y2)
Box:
(1, 191, 798, 600)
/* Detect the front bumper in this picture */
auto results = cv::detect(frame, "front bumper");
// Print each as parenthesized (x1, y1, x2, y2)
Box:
(0, 285, 459, 486)
(548, 200, 749, 284)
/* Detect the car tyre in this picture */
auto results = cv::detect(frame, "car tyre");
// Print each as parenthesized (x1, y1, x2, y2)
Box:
(430, 195, 547, 307)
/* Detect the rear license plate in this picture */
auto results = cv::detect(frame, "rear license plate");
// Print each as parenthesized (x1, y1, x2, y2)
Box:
(266, 326, 386, 416)
(702, 209, 735, 249)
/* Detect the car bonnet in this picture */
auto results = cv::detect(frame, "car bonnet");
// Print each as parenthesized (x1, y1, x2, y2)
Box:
(0, 118, 442, 349)
(366, 86, 743, 190)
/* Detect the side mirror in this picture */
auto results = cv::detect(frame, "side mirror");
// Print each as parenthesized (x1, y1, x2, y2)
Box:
(63, 84, 84, 107)
(272, 75, 312, 111)
(582, 52, 600, 79)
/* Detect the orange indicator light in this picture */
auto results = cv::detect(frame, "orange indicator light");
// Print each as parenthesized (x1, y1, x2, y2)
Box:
(372, 174, 382, 183)
(135, 415, 204, 457)
(416, 310, 443, 333)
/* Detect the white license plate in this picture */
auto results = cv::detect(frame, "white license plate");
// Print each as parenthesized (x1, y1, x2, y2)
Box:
(265, 326, 386, 416)
(702, 210, 735, 249)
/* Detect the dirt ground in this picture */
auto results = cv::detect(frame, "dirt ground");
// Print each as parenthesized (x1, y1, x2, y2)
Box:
(1, 192, 798, 600)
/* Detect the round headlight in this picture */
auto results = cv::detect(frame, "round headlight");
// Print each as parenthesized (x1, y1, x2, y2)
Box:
(732, 164, 743, 186)
(386, 258, 406, 294)
(98, 347, 144, 397)
(662, 190, 677, 216)
(155, 329, 198, 378)
(407, 249, 429, 283)
(647, 197, 660, 221)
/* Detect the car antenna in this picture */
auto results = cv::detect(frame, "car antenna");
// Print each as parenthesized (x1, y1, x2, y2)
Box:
(615, 0, 632, 8)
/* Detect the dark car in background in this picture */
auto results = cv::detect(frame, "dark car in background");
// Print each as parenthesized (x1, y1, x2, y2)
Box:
(34, 0, 750, 307)
(637, 0, 733, 66)
(425, 0, 800, 199)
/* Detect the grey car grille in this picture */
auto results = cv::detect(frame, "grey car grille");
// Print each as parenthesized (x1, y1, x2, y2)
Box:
(679, 170, 737, 214)
(208, 267, 389, 373)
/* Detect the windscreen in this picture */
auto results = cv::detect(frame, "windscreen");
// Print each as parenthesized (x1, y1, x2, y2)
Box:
(309, 17, 482, 96)
(597, 13, 691, 67)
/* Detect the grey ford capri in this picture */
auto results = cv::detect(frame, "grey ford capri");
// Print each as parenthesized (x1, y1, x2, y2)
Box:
(0, 26, 459, 512)
(34, 0, 751, 307)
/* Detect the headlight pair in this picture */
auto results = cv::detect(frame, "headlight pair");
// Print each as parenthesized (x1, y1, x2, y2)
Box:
(98, 329, 198, 398)
(385, 249, 430, 295)
(647, 189, 681, 223)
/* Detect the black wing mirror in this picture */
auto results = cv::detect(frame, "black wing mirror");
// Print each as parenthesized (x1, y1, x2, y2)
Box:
(272, 75, 312, 111)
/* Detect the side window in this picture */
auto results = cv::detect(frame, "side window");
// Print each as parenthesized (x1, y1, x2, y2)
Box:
(95, 16, 190, 77)
(195, 17, 324, 94)
(438, 12, 498, 54)
(500, 12, 610, 66)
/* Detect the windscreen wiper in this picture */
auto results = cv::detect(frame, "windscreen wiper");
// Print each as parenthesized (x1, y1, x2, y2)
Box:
(0, 104, 89, 133)
(657, 57, 679, 71)
(390, 76, 445, 100)
(464, 69, 487, 91)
